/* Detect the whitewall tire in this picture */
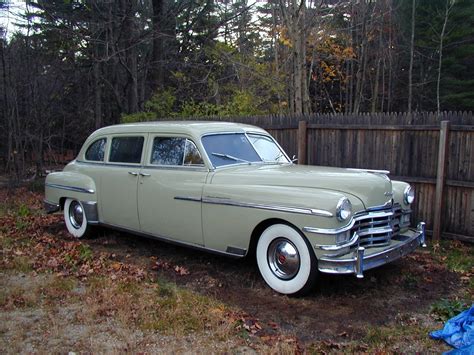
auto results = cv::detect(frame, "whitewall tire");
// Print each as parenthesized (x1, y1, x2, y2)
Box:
(256, 224, 318, 295)
(64, 198, 91, 238)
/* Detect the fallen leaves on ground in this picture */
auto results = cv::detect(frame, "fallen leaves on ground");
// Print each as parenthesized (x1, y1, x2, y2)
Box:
(1, 189, 147, 283)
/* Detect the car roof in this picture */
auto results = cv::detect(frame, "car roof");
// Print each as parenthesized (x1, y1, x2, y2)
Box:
(89, 121, 267, 138)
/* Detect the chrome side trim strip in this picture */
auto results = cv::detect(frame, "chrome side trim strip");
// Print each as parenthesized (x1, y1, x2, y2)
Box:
(45, 183, 95, 194)
(99, 223, 247, 258)
(202, 197, 333, 217)
(174, 196, 202, 203)
(303, 210, 394, 235)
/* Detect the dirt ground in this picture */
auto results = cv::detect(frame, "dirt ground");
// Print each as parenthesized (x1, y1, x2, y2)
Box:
(1, 186, 472, 353)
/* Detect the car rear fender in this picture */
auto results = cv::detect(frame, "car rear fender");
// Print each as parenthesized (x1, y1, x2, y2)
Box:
(44, 172, 98, 223)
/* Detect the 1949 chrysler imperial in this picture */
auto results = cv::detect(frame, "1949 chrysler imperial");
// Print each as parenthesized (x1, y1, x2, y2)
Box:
(44, 121, 427, 295)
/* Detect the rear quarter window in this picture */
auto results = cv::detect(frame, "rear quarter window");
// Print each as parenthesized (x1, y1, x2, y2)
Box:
(85, 138, 106, 161)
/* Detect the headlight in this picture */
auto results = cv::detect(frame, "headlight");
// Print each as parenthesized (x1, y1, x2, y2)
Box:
(404, 185, 415, 204)
(336, 197, 352, 222)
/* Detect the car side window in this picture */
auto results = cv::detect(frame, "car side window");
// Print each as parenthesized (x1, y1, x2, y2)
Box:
(109, 136, 144, 164)
(151, 137, 204, 166)
(85, 138, 106, 161)
(184, 139, 204, 165)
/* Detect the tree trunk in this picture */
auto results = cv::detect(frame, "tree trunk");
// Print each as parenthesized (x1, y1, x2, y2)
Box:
(407, 0, 416, 113)
(437, 0, 452, 114)
(151, 0, 164, 91)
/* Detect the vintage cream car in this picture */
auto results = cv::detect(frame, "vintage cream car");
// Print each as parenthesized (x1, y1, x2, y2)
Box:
(45, 121, 426, 295)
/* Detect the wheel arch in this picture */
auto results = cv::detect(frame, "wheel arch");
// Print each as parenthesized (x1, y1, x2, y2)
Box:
(248, 218, 305, 258)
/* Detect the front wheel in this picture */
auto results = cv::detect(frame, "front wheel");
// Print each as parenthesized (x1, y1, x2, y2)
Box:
(256, 224, 318, 295)
(64, 198, 92, 238)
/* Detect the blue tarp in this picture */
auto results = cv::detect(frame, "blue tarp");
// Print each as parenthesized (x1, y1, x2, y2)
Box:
(430, 305, 474, 355)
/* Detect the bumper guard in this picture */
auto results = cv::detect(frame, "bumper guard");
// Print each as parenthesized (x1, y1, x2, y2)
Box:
(318, 222, 427, 278)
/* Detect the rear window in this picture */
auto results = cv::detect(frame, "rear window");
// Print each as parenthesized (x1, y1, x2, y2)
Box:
(109, 136, 144, 164)
(85, 138, 106, 161)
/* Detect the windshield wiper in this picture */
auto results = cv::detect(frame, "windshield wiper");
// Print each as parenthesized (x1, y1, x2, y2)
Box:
(211, 152, 251, 164)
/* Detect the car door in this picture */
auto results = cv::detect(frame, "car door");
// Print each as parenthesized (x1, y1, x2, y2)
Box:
(138, 135, 208, 245)
(99, 134, 145, 230)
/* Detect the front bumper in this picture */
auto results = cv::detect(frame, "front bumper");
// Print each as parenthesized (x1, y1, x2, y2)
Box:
(318, 222, 427, 278)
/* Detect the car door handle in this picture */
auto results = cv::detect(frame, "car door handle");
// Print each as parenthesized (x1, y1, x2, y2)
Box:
(139, 172, 151, 177)
(128, 171, 138, 176)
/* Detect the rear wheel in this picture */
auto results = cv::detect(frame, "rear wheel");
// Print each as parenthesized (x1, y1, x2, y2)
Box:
(256, 224, 318, 295)
(64, 198, 91, 238)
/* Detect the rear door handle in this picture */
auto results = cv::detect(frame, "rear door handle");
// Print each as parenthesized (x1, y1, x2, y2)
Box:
(139, 172, 151, 177)
(128, 171, 138, 176)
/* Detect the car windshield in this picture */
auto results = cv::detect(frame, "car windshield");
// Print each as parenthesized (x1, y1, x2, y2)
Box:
(202, 133, 289, 168)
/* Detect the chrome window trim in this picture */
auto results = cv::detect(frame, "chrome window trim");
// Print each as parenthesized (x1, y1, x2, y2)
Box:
(303, 210, 394, 235)
(45, 183, 95, 194)
(202, 196, 333, 217)
(76, 160, 106, 166)
(144, 165, 208, 172)
(99, 162, 143, 168)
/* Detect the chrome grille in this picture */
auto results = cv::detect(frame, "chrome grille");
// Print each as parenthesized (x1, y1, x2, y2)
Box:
(351, 205, 403, 248)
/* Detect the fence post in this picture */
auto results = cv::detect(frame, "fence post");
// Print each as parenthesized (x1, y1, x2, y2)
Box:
(298, 120, 308, 165)
(433, 120, 450, 243)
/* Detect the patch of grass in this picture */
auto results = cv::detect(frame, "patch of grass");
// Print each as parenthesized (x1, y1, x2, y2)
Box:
(15, 219, 29, 231)
(116, 280, 141, 296)
(0, 236, 14, 249)
(435, 241, 474, 274)
(11, 256, 33, 273)
(17, 204, 31, 218)
(430, 298, 470, 321)
(0, 287, 40, 309)
(139, 279, 229, 336)
(401, 272, 419, 289)
(362, 322, 435, 352)
(78, 244, 93, 262)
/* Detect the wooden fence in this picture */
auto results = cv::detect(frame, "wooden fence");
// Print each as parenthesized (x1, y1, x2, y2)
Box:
(182, 111, 474, 243)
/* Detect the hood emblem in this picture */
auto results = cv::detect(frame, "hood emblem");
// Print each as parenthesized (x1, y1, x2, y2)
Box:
(384, 192, 393, 197)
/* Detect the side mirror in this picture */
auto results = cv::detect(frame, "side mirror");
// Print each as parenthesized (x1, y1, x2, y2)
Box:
(291, 155, 298, 163)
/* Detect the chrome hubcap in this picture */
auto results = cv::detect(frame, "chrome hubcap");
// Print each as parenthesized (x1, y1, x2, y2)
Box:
(267, 238, 300, 280)
(69, 201, 84, 229)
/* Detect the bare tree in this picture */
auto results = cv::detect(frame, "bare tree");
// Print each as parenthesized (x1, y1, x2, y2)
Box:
(437, 0, 454, 114)
(407, 0, 416, 113)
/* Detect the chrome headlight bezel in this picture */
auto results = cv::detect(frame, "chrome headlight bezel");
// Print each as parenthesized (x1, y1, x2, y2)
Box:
(336, 197, 352, 222)
(404, 185, 415, 205)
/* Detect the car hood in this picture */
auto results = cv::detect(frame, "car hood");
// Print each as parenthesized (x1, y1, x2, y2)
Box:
(210, 164, 393, 210)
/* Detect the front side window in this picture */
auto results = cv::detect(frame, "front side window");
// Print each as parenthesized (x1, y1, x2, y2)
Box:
(151, 137, 204, 166)
(109, 136, 144, 164)
(85, 138, 106, 161)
